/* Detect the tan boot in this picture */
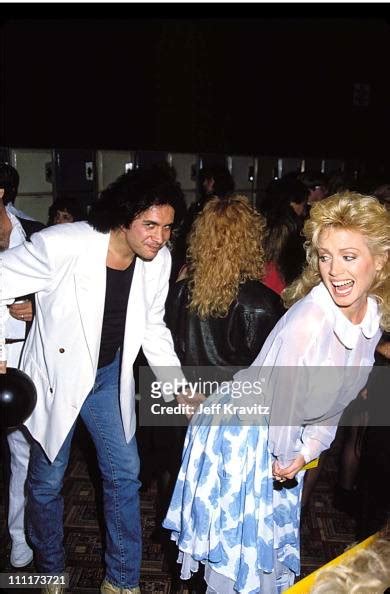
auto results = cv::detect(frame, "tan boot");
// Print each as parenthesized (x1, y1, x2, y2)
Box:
(100, 579, 140, 594)
(41, 586, 65, 594)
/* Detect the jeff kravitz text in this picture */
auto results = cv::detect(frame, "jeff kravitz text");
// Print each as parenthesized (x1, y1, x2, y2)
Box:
(150, 401, 270, 416)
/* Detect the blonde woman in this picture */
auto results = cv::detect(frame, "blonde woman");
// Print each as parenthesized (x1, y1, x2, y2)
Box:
(164, 192, 390, 594)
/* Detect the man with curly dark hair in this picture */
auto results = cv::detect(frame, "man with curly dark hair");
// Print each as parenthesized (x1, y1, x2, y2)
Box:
(1, 165, 200, 594)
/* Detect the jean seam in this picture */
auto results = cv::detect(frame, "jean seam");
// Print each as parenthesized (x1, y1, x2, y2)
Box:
(85, 399, 126, 585)
(27, 441, 69, 573)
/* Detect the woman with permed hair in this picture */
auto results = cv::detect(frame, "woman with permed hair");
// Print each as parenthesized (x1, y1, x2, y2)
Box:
(166, 193, 284, 379)
(163, 192, 390, 594)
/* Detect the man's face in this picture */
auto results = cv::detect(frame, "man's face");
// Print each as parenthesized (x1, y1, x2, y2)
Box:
(202, 177, 215, 195)
(122, 204, 175, 261)
(308, 185, 327, 204)
(54, 209, 74, 224)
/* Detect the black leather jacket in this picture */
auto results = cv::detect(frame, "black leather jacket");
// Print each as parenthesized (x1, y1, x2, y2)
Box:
(165, 279, 285, 386)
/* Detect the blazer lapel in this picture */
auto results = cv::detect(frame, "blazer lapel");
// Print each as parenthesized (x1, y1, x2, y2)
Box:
(74, 231, 110, 368)
(122, 257, 146, 361)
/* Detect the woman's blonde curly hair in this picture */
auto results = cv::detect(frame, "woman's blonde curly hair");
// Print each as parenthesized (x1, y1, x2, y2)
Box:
(282, 192, 390, 330)
(187, 194, 266, 318)
(310, 538, 390, 594)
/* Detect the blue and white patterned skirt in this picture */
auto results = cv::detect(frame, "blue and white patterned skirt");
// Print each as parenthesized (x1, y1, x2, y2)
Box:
(163, 387, 304, 594)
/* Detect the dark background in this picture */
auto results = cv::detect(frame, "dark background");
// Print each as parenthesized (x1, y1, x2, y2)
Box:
(1, 4, 389, 161)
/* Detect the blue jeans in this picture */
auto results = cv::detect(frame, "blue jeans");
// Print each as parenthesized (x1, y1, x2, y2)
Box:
(27, 353, 141, 588)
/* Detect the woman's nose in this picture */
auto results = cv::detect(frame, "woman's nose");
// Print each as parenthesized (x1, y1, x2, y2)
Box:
(329, 258, 344, 275)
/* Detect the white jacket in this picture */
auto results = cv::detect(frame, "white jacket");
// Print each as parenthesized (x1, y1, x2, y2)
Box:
(0, 221, 185, 461)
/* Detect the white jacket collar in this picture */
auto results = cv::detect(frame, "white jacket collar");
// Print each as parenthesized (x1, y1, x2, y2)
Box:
(311, 282, 380, 349)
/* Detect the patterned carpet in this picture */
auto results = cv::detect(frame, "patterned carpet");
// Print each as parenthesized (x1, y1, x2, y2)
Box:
(0, 423, 360, 594)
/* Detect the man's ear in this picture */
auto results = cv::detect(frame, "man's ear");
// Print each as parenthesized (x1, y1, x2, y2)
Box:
(0, 189, 4, 200)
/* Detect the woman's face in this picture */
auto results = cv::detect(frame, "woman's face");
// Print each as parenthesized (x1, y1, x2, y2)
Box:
(317, 227, 385, 324)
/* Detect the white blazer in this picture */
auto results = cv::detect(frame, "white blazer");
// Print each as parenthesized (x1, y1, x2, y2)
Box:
(1, 222, 185, 461)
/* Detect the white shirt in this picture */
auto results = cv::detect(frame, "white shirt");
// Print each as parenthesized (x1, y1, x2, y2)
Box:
(235, 282, 382, 466)
(6, 203, 37, 222)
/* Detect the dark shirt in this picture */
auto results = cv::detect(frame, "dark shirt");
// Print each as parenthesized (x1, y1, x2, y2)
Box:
(17, 216, 45, 239)
(98, 259, 136, 369)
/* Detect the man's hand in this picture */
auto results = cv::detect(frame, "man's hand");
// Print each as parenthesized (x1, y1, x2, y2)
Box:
(176, 391, 206, 420)
(8, 300, 33, 322)
(272, 454, 306, 481)
(0, 361, 7, 374)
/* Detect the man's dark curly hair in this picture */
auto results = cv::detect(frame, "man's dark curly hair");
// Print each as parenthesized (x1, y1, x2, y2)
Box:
(0, 163, 20, 205)
(88, 164, 186, 233)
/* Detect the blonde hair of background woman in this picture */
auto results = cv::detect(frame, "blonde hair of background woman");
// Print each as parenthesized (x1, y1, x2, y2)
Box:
(187, 194, 266, 318)
(310, 538, 390, 594)
(282, 192, 390, 331)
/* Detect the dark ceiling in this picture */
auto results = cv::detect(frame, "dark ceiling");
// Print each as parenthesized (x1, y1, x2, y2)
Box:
(1, 7, 389, 159)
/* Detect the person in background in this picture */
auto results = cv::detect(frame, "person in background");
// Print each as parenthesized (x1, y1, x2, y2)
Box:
(197, 164, 236, 204)
(354, 193, 390, 540)
(373, 182, 390, 208)
(326, 171, 358, 197)
(299, 170, 329, 205)
(331, 184, 390, 518)
(260, 176, 307, 294)
(167, 195, 284, 367)
(0, 162, 45, 568)
(170, 164, 235, 283)
(354, 332, 390, 540)
(164, 192, 389, 594)
(0, 165, 203, 594)
(309, 537, 390, 594)
(47, 196, 87, 226)
(0, 163, 38, 222)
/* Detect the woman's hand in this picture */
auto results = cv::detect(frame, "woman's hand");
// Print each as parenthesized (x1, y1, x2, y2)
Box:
(176, 391, 206, 419)
(272, 454, 306, 481)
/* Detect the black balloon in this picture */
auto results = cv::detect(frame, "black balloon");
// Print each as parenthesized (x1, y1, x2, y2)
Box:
(0, 367, 37, 429)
